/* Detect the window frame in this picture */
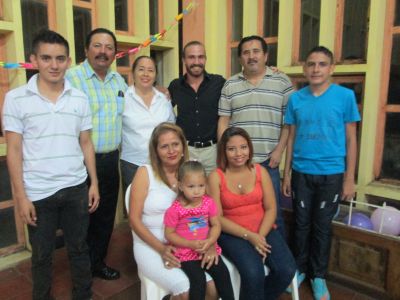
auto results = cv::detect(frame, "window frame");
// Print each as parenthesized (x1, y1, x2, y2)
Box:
(292, 0, 321, 65)
(226, 0, 242, 77)
(149, 0, 164, 35)
(334, 0, 370, 64)
(374, 0, 400, 182)
(257, 0, 279, 66)
(115, 0, 134, 36)
(73, 0, 97, 29)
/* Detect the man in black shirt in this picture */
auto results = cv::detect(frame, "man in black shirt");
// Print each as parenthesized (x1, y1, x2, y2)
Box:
(168, 41, 225, 173)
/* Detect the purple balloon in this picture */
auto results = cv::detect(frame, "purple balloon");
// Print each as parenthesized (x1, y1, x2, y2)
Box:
(370, 206, 400, 236)
(343, 212, 373, 230)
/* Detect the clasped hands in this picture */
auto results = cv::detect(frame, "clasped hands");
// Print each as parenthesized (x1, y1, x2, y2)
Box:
(161, 238, 218, 270)
(247, 232, 271, 260)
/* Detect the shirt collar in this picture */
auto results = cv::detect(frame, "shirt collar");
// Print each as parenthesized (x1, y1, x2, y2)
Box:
(238, 67, 272, 80)
(180, 71, 211, 85)
(126, 85, 163, 100)
(82, 59, 117, 82)
(27, 74, 73, 96)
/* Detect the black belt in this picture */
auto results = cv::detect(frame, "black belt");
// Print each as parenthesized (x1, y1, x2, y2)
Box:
(187, 139, 217, 148)
(95, 149, 119, 159)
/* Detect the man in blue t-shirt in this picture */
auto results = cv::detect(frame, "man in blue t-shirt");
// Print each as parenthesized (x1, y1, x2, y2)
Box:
(283, 46, 360, 300)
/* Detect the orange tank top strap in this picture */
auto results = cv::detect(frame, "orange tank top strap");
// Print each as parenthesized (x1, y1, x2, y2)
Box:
(216, 168, 227, 191)
(254, 164, 263, 183)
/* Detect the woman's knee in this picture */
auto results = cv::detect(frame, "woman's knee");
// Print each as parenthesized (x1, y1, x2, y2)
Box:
(171, 291, 189, 300)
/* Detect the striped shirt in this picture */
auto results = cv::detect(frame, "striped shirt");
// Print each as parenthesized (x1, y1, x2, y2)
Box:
(2, 74, 92, 201)
(66, 59, 128, 153)
(219, 68, 294, 163)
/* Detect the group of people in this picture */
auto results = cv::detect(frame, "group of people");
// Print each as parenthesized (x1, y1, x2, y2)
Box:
(1, 25, 360, 300)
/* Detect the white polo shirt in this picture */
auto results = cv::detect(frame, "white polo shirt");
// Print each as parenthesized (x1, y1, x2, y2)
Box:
(121, 85, 175, 165)
(2, 74, 92, 201)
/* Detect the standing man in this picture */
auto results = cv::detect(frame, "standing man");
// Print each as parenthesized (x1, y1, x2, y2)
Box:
(169, 41, 225, 174)
(282, 46, 360, 300)
(218, 35, 293, 237)
(3, 30, 99, 300)
(66, 28, 127, 280)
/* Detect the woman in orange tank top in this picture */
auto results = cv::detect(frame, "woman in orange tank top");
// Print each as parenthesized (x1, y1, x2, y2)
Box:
(208, 127, 296, 300)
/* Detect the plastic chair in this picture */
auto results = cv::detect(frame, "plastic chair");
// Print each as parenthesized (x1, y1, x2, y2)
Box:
(125, 184, 299, 300)
(125, 184, 169, 299)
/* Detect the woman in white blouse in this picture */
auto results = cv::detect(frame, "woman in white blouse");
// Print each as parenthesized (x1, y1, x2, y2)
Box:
(121, 56, 175, 193)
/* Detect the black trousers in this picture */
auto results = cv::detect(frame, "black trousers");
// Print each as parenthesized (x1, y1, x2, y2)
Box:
(88, 149, 120, 268)
(181, 259, 234, 300)
(28, 182, 92, 300)
(291, 170, 343, 278)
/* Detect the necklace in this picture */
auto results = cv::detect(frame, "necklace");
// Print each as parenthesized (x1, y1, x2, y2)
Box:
(237, 184, 243, 189)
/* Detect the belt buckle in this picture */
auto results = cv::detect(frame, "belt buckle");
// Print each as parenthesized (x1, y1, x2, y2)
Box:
(194, 141, 202, 148)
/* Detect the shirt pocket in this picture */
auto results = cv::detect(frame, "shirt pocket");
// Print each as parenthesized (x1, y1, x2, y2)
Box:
(116, 96, 124, 115)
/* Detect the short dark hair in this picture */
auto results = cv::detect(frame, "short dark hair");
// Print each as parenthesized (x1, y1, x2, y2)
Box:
(305, 46, 334, 64)
(238, 35, 268, 57)
(32, 29, 69, 56)
(217, 127, 254, 171)
(85, 28, 117, 51)
(182, 41, 205, 58)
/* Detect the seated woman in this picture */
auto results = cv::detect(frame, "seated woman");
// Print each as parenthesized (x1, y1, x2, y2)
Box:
(120, 55, 175, 193)
(208, 127, 296, 300)
(129, 122, 218, 300)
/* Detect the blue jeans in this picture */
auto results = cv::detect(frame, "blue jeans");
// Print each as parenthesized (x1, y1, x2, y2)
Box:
(291, 170, 343, 278)
(28, 182, 91, 300)
(260, 160, 286, 238)
(219, 230, 296, 300)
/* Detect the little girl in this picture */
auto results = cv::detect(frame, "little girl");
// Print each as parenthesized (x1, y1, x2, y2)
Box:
(164, 161, 234, 300)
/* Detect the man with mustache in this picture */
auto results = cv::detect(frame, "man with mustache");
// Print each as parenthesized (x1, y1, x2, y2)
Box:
(168, 41, 225, 174)
(66, 28, 127, 280)
(218, 35, 294, 239)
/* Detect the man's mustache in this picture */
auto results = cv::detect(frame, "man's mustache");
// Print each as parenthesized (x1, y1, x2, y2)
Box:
(95, 54, 109, 60)
(247, 59, 257, 64)
(189, 64, 204, 69)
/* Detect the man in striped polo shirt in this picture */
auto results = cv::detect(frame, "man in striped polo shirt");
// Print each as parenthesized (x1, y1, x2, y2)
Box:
(66, 28, 127, 280)
(218, 35, 294, 238)
(3, 30, 99, 300)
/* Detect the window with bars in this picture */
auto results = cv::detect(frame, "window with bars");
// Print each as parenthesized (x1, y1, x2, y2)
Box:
(379, 1, 400, 181)
(261, 0, 279, 66)
(227, 0, 243, 76)
(336, 0, 370, 63)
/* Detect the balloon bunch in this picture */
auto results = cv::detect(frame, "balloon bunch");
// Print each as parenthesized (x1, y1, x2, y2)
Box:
(342, 199, 400, 236)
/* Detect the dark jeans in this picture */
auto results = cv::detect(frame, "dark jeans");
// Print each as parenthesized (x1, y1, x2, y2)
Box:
(291, 170, 343, 278)
(28, 182, 91, 300)
(181, 259, 234, 300)
(88, 149, 120, 269)
(219, 230, 296, 300)
(120, 159, 139, 195)
(260, 160, 286, 238)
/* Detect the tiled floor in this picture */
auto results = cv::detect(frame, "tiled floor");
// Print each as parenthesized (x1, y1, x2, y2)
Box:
(0, 223, 376, 300)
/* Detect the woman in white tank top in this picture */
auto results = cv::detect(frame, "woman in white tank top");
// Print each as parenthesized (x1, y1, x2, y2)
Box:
(129, 123, 218, 299)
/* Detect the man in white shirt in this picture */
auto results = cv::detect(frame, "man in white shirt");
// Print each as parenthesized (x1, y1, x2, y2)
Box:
(2, 30, 99, 300)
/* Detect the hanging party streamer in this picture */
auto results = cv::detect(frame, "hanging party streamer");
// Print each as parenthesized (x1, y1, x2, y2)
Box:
(0, 1, 196, 69)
